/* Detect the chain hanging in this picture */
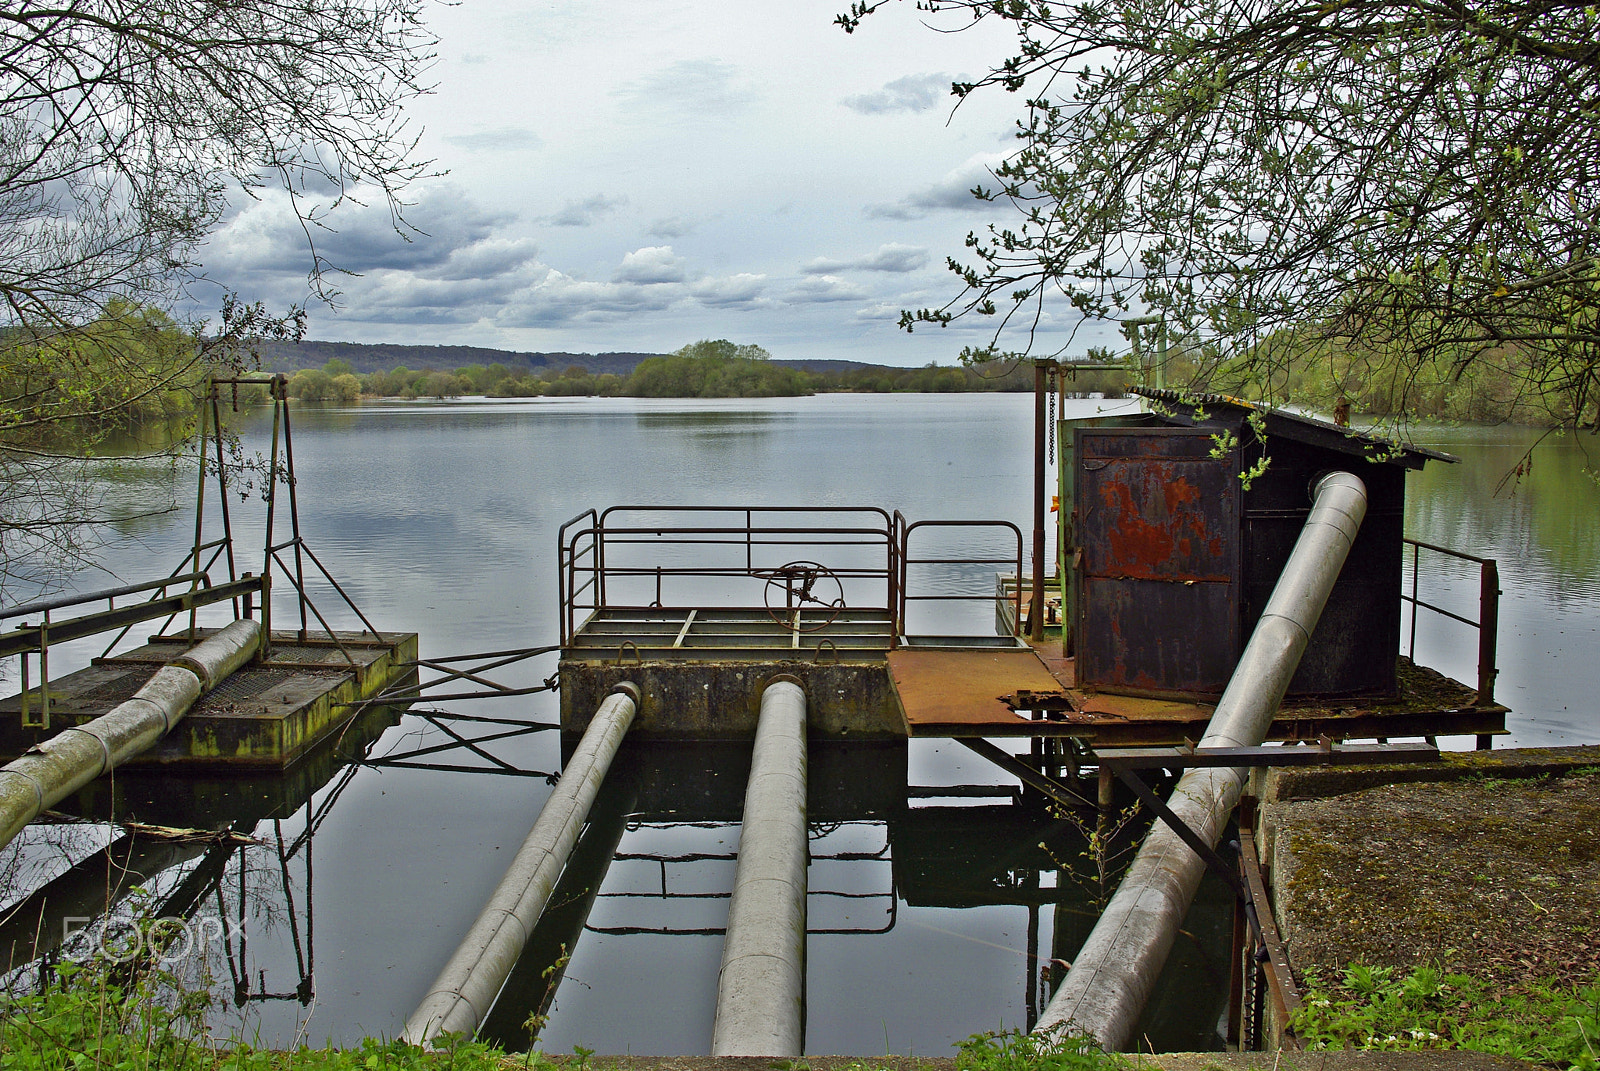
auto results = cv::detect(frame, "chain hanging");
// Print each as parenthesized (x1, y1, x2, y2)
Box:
(1047, 364, 1058, 458)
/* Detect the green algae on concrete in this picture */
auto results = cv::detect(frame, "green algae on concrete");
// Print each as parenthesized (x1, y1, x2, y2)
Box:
(0, 630, 418, 768)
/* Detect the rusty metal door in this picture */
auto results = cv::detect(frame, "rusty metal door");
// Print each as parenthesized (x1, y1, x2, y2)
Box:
(1074, 427, 1241, 696)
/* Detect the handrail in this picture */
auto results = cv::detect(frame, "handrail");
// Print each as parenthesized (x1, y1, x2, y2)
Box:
(557, 509, 600, 646)
(560, 508, 898, 640)
(0, 575, 265, 661)
(1, 572, 211, 621)
(898, 519, 1025, 636)
(1401, 537, 1499, 705)
(557, 506, 1028, 646)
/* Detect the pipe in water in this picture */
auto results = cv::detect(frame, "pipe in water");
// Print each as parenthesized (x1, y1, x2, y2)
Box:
(402, 683, 639, 1046)
(0, 619, 261, 852)
(711, 677, 809, 1057)
(1036, 471, 1368, 1049)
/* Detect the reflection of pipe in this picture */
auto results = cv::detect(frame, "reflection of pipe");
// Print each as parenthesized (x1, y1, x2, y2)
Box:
(1037, 472, 1367, 1049)
(402, 684, 638, 1046)
(711, 679, 808, 1057)
(0, 620, 260, 852)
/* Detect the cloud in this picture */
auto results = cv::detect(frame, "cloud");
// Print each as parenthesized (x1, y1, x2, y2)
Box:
(854, 303, 904, 321)
(208, 183, 514, 276)
(785, 275, 869, 304)
(431, 237, 541, 281)
(648, 216, 694, 239)
(842, 73, 950, 115)
(802, 243, 929, 274)
(617, 59, 755, 115)
(865, 152, 1008, 220)
(545, 194, 627, 227)
(614, 245, 687, 284)
(443, 127, 543, 152)
(691, 273, 767, 307)
(507, 271, 684, 326)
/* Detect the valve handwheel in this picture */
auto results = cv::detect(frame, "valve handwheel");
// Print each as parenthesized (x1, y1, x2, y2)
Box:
(762, 560, 846, 631)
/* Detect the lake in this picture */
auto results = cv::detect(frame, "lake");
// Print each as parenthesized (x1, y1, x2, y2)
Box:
(2, 393, 1596, 1054)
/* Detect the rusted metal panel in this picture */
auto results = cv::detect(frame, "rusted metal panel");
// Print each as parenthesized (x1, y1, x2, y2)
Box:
(1074, 428, 1241, 695)
(887, 648, 1068, 735)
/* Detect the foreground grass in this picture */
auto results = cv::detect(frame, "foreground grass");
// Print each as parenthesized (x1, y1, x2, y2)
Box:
(0, 961, 1131, 1071)
(1295, 963, 1600, 1069)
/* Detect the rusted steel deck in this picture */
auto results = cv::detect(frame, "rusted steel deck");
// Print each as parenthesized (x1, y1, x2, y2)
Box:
(888, 645, 1507, 745)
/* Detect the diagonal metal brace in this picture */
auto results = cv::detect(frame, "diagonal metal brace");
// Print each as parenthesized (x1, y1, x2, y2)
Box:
(956, 738, 1098, 809)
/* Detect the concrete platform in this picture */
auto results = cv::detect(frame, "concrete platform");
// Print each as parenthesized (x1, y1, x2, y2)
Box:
(0, 629, 418, 768)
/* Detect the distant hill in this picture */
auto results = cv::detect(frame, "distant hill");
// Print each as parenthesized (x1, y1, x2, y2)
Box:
(249, 340, 888, 378)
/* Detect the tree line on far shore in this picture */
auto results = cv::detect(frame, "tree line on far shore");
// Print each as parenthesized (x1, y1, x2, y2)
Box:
(283, 338, 1133, 403)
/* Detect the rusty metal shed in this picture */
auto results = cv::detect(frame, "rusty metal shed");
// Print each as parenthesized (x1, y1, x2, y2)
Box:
(1063, 387, 1456, 700)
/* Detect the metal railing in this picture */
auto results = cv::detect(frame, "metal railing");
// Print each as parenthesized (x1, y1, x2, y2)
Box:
(895, 513, 1024, 636)
(1401, 537, 1500, 706)
(559, 506, 898, 646)
(1, 570, 267, 729)
(558, 505, 1028, 645)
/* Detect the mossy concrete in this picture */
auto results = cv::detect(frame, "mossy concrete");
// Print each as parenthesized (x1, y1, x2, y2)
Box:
(1256, 748, 1600, 997)
(559, 659, 903, 739)
(1254, 744, 1600, 804)
(0, 629, 418, 768)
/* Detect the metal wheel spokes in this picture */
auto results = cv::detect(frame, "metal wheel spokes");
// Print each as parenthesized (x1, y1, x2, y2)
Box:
(762, 560, 846, 632)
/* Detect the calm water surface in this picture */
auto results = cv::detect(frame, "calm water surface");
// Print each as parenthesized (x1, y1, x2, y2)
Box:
(4, 394, 1596, 1054)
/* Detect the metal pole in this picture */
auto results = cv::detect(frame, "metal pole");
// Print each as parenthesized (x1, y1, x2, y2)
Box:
(402, 684, 639, 1047)
(1030, 360, 1048, 643)
(712, 678, 808, 1057)
(1035, 471, 1367, 1050)
(1477, 559, 1499, 706)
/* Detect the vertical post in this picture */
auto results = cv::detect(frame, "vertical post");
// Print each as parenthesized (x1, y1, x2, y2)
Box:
(261, 379, 283, 659)
(213, 389, 238, 586)
(37, 616, 48, 729)
(1408, 541, 1419, 661)
(1031, 360, 1048, 643)
(279, 390, 308, 640)
(1477, 558, 1499, 706)
(190, 381, 210, 640)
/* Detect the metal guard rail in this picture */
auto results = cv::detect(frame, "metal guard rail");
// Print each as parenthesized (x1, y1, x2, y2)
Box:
(0, 573, 266, 661)
(560, 506, 899, 647)
(896, 514, 1024, 636)
(1401, 537, 1499, 705)
(558, 505, 1030, 645)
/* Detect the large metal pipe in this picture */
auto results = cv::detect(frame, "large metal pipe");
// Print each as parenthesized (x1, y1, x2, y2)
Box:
(711, 678, 809, 1057)
(1037, 471, 1367, 1048)
(402, 683, 638, 1046)
(0, 619, 261, 851)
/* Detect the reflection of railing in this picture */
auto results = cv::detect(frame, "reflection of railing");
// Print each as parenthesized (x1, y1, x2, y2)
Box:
(1401, 538, 1500, 705)
(587, 823, 897, 936)
(1, 571, 267, 729)
(895, 513, 1024, 636)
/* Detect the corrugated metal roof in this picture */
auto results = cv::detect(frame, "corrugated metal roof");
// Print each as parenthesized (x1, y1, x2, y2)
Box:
(1130, 386, 1458, 467)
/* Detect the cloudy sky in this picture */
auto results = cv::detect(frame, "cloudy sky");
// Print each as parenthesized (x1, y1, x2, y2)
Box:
(198, 2, 1118, 366)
